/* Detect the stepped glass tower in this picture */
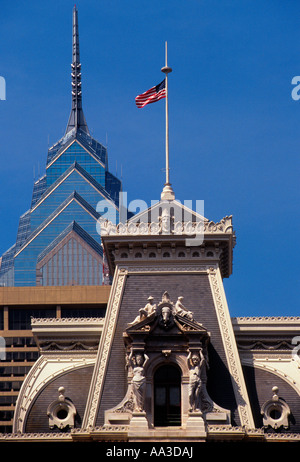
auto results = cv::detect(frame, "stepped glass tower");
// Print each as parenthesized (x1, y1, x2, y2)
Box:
(0, 6, 121, 287)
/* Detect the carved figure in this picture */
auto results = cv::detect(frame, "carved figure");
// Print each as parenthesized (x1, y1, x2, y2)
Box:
(160, 305, 173, 327)
(187, 349, 207, 412)
(139, 296, 156, 318)
(161, 207, 171, 234)
(162, 291, 171, 303)
(174, 296, 194, 320)
(129, 350, 149, 411)
(128, 296, 156, 326)
(157, 293, 175, 330)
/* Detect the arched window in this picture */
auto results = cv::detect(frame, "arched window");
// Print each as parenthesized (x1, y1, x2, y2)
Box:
(154, 364, 181, 427)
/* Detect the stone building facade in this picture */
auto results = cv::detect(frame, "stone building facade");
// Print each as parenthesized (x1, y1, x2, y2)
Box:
(1, 198, 299, 443)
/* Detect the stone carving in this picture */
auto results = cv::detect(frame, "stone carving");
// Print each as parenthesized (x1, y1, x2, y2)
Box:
(47, 386, 77, 430)
(187, 349, 213, 413)
(103, 289, 233, 430)
(158, 304, 175, 330)
(128, 349, 149, 412)
(174, 296, 194, 321)
(156, 292, 175, 330)
(114, 391, 135, 414)
(128, 296, 156, 326)
(128, 292, 202, 332)
(99, 215, 233, 237)
(41, 341, 99, 351)
(162, 290, 171, 303)
(237, 340, 293, 351)
(161, 208, 171, 234)
(261, 386, 291, 430)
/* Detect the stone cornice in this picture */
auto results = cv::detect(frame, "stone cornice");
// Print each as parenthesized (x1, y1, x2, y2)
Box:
(0, 432, 72, 442)
(31, 317, 104, 353)
(233, 316, 300, 324)
(31, 317, 104, 324)
(1, 427, 300, 442)
(101, 216, 235, 278)
(233, 316, 300, 356)
(99, 216, 234, 237)
(232, 316, 300, 334)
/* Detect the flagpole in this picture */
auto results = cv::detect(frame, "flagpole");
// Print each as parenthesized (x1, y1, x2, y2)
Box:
(161, 41, 175, 201)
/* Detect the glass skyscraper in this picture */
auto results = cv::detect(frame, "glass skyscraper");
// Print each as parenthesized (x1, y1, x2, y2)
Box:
(0, 7, 121, 287)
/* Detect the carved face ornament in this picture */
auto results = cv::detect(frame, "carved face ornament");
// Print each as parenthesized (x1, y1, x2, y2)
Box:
(192, 354, 200, 366)
(135, 354, 144, 366)
(161, 306, 171, 323)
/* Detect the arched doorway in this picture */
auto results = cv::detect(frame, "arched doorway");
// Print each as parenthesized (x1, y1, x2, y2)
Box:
(154, 364, 181, 427)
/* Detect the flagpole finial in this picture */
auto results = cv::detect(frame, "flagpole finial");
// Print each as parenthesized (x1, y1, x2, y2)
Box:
(161, 41, 172, 75)
(161, 65, 172, 75)
(160, 41, 175, 201)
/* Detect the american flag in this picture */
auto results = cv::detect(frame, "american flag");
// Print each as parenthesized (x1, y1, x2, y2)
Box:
(135, 80, 166, 108)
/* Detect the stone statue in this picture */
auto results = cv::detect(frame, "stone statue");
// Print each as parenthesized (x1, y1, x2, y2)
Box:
(158, 304, 174, 329)
(128, 296, 156, 326)
(174, 296, 194, 320)
(161, 207, 171, 234)
(140, 296, 156, 318)
(157, 291, 175, 330)
(129, 350, 149, 412)
(187, 348, 207, 412)
(162, 291, 171, 303)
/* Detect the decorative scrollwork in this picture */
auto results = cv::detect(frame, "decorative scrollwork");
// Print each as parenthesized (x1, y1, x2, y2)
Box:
(98, 216, 233, 237)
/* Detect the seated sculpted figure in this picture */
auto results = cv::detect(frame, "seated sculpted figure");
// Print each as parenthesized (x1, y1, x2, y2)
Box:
(174, 296, 194, 320)
(128, 296, 156, 325)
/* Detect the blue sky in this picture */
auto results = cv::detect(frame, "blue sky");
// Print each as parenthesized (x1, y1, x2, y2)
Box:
(0, 0, 299, 317)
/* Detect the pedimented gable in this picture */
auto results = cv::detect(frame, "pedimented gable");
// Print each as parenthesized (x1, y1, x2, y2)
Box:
(128, 199, 207, 225)
(125, 294, 210, 339)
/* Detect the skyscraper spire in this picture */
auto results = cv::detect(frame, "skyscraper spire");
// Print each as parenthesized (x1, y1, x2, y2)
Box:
(65, 5, 89, 135)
